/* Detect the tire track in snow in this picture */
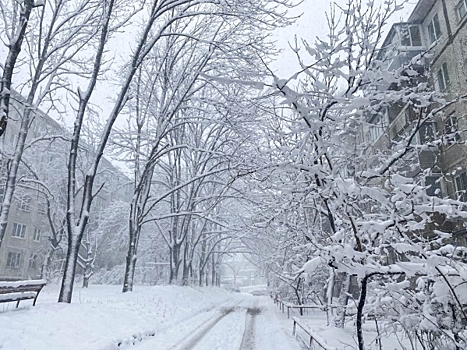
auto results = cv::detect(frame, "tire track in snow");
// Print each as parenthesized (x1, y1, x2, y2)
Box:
(171, 305, 240, 350)
(106, 296, 243, 349)
(239, 299, 261, 350)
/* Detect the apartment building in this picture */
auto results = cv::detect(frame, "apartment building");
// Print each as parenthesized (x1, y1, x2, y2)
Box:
(0, 92, 133, 280)
(357, 0, 467, 245)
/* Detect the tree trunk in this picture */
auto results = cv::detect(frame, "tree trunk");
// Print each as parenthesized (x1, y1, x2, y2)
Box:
(334, 272, 350, 328)
(82, 261, 91, 288)
(199, 268, 204, 287)
(211, 253, 216, 286)
(326, 267, 335, 325)
(123, 216, 142, 292)
(41, 247, 55, 281)
(356, 275, 369, 350)
(182, 242, 189, 286)
(58, 229, 84, 302)
(82, 275, 90, 288)
(0, 0, 35, 139)
(169, 246, 175, 284)
(205, 260, 210, 286)
(170, 243, 181, 284)
(294, 278, 303, 316)
(58, 0, 115, 303)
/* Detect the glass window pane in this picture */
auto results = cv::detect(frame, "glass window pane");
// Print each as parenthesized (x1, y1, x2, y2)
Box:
(410, 26, 422, 46)
(456, 172, 467, 201)
(428, 22, 435, 43)
(437, 68, 446, 91)
(442, 62, 450, 86)
(433, 14, 441, 38)
(420, 122, 436, 143)
(401, 27, 411, 46)
(426, 176, 442, 197)
(459, 2, 467, 19)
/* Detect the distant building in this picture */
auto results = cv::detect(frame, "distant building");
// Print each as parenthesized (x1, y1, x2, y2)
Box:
(0, 92, 132, 280)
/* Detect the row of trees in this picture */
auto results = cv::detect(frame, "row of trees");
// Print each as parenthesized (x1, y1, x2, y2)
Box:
(0, 0, 294, 302)
(2, 0, 467, 348)
(242, 1, 467, 349)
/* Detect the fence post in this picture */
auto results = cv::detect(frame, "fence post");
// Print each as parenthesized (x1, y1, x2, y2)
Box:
(293, 319, 296, 336)
(287, 306, 290, 319)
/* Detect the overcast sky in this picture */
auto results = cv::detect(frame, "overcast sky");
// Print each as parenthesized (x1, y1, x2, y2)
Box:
(0, 0, 418, 133)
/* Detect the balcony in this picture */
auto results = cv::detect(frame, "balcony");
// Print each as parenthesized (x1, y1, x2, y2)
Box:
(375, 23, 429, 91)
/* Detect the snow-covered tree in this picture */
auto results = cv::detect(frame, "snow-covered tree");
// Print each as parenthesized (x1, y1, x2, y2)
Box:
(256, 0, 467, 348)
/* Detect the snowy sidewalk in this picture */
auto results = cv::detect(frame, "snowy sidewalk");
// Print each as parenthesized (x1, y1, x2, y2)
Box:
(0, 285, 302, 350)
(126, 294, 300, 349)
(281, 306, 416, 350)
(0, 285, 235, 350)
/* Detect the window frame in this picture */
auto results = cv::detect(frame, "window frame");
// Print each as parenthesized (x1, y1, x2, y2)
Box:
(17, 195, 31, 212)
(29, 254, 38, 269)
(6, 251, 21, 268)
(11, 222, 27, 239)
(37, 199, 47, 215)
(444, 114, 461, 143)
(455, 172, 467, 201)
(401, 25, 423, 47)
(458, 0, 467, 21)
(436, 62, 450, 92)
(418, 121, 437, 144)
(427, 13, 442, 44)
(33, 228, 41, 242)
(425, 175, 443, 197)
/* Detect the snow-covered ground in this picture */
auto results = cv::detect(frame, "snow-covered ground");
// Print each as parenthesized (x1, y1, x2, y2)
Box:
(285, 307, 413, 350)
(0, 284, 299, 350)
(0, 283, 418, 350)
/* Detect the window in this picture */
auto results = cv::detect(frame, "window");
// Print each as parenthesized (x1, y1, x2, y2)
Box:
(401, 25, 422, 47)
(37, 199, 46, 215)
(445, 115, 461, 143)
(11, 223, 26, 238)
(367, 114, 388, 143)
(6, 252, 21, 268)
(369, 125, 383, 142)
(33, 228, 41, 242)
(458, 0, 467, 20)
(419, 121, 437, 144)
(425, 175, 442, 197)
(436, 62, 450, 91)
(455, 172, 467, 201)
(428, 13, 442, 44)
(17, 195, 31, 212)
(29, 254, 38, 269)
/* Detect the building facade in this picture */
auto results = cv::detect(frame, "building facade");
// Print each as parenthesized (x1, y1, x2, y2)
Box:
(357, 0, 467, 248)
(0, 92, 132, 280)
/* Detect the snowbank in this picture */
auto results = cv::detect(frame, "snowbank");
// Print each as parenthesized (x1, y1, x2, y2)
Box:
(0, 284, 233, 350)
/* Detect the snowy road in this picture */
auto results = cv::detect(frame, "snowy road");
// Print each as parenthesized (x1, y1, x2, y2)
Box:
(0, 285, 299, 350)
(130, 294, 298, 350)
